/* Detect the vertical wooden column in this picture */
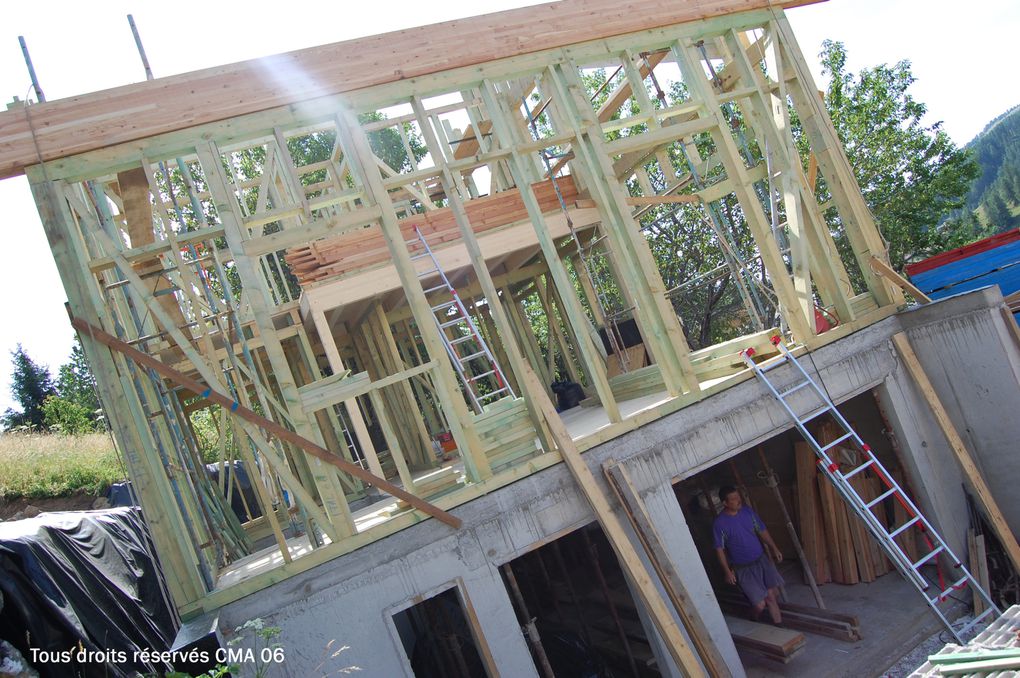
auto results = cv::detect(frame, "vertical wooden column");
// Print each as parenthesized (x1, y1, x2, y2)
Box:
(311, 309, 386, 480)
(371, 302, 436, 468)
(772, 15, 903, 309)
(29, 173, 206, 607)
(481, 79, 621, 422)
(197, 142, 356, 537)
(333, 108, 491, 482)
(716, 30, 853, 325)
(546, 62, 700, 396)
(410, 95, 554, 450)
(673, 41, 815, 341)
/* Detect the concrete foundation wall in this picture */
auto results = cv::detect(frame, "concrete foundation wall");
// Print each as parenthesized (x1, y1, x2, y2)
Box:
(218, 288, 1020, 677)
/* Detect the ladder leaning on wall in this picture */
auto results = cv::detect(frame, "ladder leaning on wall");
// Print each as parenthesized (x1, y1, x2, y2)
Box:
(407, 226, 514, 413)
(742, 336, 999, 643)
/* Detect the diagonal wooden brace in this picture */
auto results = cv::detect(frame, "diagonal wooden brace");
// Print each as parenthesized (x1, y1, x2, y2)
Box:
(71, 316, 462, 530)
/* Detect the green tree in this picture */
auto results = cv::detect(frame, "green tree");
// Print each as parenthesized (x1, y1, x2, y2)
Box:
(56, 337, 102, 425)
(818, 40, 980, 272)
(2, 345, 56, 430)
(984, 189, 1013, 231)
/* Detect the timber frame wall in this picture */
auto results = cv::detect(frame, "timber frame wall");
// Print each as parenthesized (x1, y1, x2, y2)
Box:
(5, 0, 906, 618)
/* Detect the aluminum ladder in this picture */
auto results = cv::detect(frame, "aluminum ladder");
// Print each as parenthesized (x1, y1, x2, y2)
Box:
(407, 226, 514, 412)
(741, 336, 999, 642)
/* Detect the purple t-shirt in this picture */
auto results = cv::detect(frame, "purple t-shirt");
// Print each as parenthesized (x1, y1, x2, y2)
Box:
(713, 506, 765, 566)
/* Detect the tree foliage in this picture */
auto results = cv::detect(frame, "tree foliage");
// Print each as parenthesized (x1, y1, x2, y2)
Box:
(819, 40, 980, 271)
(2, 345, 56, 430)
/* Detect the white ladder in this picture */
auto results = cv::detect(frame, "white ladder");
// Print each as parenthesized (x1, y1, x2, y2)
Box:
(407, 226, 514, 412)
(742, 336, 999, 642)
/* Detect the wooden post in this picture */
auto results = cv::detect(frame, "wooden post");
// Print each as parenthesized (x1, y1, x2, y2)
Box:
(892, 332, 1020, 575)
(519, 365, 706, 676)
(333, 107, 491, 482)
(604, 461, 733, 677)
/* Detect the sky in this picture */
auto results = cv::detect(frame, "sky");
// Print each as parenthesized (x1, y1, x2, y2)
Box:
(0, 0, 1017, 413)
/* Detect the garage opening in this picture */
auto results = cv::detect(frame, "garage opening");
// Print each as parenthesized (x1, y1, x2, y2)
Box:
(673, 389, 972, 675)
(392, 585, 490, 677)
(500, 522, 666, 677)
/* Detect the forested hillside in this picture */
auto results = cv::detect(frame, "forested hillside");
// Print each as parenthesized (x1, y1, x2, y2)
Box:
(965, 105, 1020, 231)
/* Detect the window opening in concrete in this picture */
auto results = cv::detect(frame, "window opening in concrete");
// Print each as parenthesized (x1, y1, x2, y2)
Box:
(672, 389, 965, 675)
(500, 522, 663, 677)
(391, 585, 489, 678)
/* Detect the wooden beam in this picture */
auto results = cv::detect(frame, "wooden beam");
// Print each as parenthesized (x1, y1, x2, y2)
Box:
(0, 0, 824, 180)
(70, 317, 462, 529)
(520, 366, 706, 677)
(604, 461, 733, 677)
(891, 332, 1020, 575)
(869, 256, 932, 303)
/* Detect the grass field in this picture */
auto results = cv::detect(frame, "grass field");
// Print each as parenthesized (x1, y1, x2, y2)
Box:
(0, 432, 125, 499)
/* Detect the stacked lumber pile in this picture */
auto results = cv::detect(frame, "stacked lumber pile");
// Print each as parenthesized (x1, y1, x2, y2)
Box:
(285, 176, 579, 285)
(472, 397, 541, 472)
(795, 423, 907, 585)
(716, 591, 861, 642)
(724, 615, 806, 663)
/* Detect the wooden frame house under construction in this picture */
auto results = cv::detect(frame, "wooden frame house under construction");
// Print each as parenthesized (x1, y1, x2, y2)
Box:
(6, 0, 1020, 675)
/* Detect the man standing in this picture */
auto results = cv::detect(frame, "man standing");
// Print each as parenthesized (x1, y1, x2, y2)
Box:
(713, 485, 785, 624)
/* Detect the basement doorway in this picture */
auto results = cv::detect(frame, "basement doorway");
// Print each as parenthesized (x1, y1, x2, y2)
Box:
(500, 522, 666, 677)
(673, 389, 966, 676)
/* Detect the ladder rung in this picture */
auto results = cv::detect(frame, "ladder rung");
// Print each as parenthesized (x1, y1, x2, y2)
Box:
(866, 487, 898, 508)
(759, 355, 790, 373)
(480, 388, 510, 401)
(778, 380, 811, 398)
(450, 335, 475, 345)
(432, 300, 458, 312)
(842, 459, 875, 481)
(417, 267, 439, 277)
(423, 284, 449, 294)
(929, 576, 970, 605)
(459, 350, 487, 362)
(468, 370, 497, 382)
(440, 318, 465, 329)
(410, 252, 431, 261)
(911, 546, 944, 569)
(801, 405, 832, 423)
(959, 606, 997, 635)
(889, 516, 920, 539)
(821, 432, 855, 453)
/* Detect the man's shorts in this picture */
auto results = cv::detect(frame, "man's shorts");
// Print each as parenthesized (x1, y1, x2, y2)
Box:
(734, 554, 784, 606)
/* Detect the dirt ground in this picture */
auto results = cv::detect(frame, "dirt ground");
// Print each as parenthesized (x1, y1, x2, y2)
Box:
(0, 491, 103, 521)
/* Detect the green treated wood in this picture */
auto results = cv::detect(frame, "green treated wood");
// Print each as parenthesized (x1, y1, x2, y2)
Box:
(333, 107, 491, 482)
(547, 61, 699, 396)
(197, 142, 356, 537)
(481, 79, 621, 422)
(673, 40, 814, 342)
(29, 174, 206, 606)
(772, 16, 902, 308)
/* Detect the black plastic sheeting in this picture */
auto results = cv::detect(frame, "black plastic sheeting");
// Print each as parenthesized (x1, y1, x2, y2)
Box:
(0, 508, 179, 677)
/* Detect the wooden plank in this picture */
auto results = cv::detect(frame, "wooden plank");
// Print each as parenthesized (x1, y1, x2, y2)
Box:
(605, 461, 734, 677)
(869, 256, 932, 304)
(724, 615, 806, 661)
(0, 1, 824, 179)
(892, 332, 1020, 576)
(795, 441, 830, 583)
(518, 366, 706, 677)
(69, 317, 462, 529)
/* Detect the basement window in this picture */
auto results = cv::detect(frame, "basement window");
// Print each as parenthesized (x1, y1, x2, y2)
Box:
(391, 585, 490, 677)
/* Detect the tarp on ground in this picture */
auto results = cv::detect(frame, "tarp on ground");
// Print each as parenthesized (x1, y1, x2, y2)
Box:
(0, 507, 179, 677)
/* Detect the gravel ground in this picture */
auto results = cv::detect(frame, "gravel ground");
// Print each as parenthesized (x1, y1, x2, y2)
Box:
(881, 616, 979, 677)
